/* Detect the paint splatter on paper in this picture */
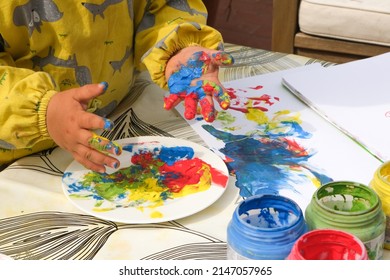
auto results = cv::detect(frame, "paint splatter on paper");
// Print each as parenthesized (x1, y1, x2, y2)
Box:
(181, 83, 333, 204)
(63, 143, 228, 217)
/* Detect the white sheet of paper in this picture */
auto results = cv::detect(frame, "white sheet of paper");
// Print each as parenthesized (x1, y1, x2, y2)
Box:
(176, 66, 382, 212)
(282, 53, 390, 161)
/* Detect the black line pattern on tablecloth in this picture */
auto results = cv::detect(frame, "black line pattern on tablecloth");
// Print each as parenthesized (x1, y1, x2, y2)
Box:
(7, 148, 63, 176)
(100, 108, 132, 141)
(0, 212, 117, 260)
(151, 117, 206, 146)
(0, 211, 225, 260)
(127, 108, 173, 137)
(141, 242, 227, 260)
(221, 43, 333, 82)
(3, 147, 63, 176)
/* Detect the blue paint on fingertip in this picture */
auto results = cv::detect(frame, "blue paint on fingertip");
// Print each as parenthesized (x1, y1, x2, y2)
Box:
(103, 118, 114, 130)
(100, 81, 109, 92)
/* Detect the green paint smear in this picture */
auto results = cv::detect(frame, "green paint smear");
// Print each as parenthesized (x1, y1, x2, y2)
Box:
(79, 160, 170, 202)
(216, 111, 236, 125)
(69, 194, 93, 199)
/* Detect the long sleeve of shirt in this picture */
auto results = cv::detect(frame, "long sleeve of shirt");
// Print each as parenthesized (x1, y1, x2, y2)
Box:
(133, 1, 223, 89)
(0, 51, 59, 162)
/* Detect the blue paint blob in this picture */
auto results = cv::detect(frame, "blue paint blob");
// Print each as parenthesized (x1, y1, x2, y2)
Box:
(158, 146, 195, 166)
(122, 144, 134, 153)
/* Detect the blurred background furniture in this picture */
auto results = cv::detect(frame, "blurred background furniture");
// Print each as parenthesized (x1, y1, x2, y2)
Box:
(203, 0, 273, 50)
(272, 0, 390, 63)
(204, 0, 390, 63)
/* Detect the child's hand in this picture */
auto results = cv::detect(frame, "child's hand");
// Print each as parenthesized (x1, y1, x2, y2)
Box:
(165, 46, 234, 122)
(46, 83, 121, 173)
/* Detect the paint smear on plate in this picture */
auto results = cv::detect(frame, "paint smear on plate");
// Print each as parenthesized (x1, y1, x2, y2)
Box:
(63, 144, 228, 218)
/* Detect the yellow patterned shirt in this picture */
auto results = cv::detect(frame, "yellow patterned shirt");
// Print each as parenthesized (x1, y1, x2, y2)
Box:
(0, 0, 223, 163)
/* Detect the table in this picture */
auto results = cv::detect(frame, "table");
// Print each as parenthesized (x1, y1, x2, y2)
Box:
(0, 44, 388, 260)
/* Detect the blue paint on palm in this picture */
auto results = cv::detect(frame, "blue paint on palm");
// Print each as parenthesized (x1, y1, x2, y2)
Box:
(167, 51, 205, 97)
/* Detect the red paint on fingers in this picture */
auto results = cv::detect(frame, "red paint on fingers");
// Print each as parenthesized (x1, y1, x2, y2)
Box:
(199, 98, 215, 122)
(184, 93, 198, 120)
(164, 94, 181, 110)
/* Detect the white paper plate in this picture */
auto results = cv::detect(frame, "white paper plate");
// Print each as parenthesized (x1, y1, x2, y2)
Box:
(62, 136, 229, 224)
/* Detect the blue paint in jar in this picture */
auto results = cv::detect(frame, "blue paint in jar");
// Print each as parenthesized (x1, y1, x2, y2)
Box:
(227, 194, 307, 260)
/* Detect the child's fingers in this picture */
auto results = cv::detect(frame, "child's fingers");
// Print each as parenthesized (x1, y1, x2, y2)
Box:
(164, 93, 182, 110)
(88, 133, 122, 156)
(74, 82, 109, 103)
(198, 96, 216, 122)
(78, 112, 114, 131)
(73, 144, 120, 173)
(183, 93, 198, 120)
(202, 80, 230, 110)
(215, 88, 230, 110)
(211, 51, 235, 66)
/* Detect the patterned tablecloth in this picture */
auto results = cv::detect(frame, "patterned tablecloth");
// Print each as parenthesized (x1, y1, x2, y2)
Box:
(0, 44, 387, 260)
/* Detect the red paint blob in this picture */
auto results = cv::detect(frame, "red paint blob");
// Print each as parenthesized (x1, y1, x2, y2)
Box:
(131, 151, 157, 168)
(249, 85, 263, 90)
(160, 158, 227, 193)
(287, 229, 368, 260)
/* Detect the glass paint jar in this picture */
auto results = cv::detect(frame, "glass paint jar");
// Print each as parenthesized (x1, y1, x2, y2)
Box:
(287, 229, 368, 260)
(370, 161, 390, 249)
(227, 194, 307, 260)
(305, 181, 386, 260)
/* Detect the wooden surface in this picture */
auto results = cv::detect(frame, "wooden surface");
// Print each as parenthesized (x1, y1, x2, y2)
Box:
(205, 0, 390, 63)
(271, 0, 299, 53)
(294, 32, 390, 63)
